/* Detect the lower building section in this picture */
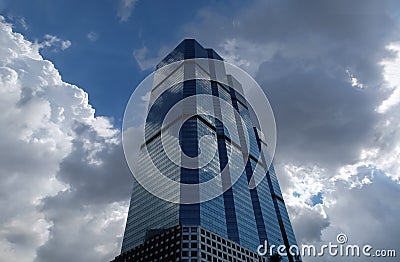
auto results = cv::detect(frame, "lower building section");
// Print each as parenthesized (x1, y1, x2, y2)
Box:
(112, 225, 268, 262)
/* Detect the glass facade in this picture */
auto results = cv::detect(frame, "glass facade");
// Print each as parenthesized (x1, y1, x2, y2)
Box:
(121, 39, 300, 261)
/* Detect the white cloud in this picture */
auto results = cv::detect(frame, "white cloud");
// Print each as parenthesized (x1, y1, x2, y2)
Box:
(18, 17, 28, 30)
(116, 0, 137, 22)
(0, 16, 130, 261)
(87, 31, 99, 42)
(346, 69, 365, 89)
(283, 165, 327, 207)
(34, 34, 72, 52)
(133, 45, 169, 71)
(4, 15, 29, 30)
(377, 43, 400, 113)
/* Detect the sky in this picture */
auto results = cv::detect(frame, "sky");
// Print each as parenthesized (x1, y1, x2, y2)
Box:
(0, 0, 400, 261)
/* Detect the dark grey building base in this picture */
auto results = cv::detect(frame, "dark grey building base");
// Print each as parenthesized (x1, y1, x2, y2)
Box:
(112, 225, 267, 262)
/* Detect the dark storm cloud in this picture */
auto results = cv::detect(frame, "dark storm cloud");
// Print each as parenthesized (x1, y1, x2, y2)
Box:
(185, 0, 400, 170)
(183, 0, 400, 256)
(55, 122, 132, 204)
(258, 54, 382, 169)
(289, 206, 330, 243)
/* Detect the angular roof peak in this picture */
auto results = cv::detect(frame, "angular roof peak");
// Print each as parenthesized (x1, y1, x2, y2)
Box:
(156, 39, 223, 69)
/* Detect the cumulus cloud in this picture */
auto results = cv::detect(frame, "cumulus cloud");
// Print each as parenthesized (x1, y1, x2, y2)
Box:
(34, 34, 72, 52)
(116, 0, 137, 22)
(0, 16, 131, 262)
(311, 173, 400, 262)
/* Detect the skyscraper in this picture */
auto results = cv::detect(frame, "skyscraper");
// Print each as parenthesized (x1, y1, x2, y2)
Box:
(115, 39, 300, 262)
